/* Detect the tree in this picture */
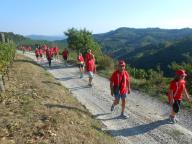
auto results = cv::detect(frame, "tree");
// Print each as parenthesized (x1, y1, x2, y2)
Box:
(64, 28, 102, 58)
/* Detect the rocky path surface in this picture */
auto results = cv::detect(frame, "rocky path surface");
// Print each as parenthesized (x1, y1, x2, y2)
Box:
(24, 52, 192, 144)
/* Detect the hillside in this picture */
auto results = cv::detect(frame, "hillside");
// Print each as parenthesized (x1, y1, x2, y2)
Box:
(94, 28, 192, 75)
(122, 37, 192, 75)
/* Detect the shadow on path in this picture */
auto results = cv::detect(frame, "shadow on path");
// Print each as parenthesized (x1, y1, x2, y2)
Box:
(44, 103, 90, 116)
(56, 76, 78, 81)
(42, 80, 62, 86)
(107, 119, 169, 137)
(69, 85, 91, 91)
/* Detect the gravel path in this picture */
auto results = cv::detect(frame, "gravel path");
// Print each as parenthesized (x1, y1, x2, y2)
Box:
(24, 52, 192, 144)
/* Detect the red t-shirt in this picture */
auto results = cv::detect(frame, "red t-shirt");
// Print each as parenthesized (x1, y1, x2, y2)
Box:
(62, 50, 69, 58)
(77, 55, 84, 63)
(86, 59, 95, 72)
(169, 79, 186, 100)
(55, 47, 59, 54)
(46, 49, 53, 59)
(110, 70, 130, 95)
(39, 49, 43, 55)
(85, 52, 92, 62)
(35, 48, 39, 55)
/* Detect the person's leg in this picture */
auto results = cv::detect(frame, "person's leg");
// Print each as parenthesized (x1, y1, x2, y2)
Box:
(65, 58, 68, 66)
(48, 59, 51, 67)
(89, 77, 93, 84)
(170, 100, 180, 123)
(88, 72, 94, 85)
(80, 66, 83, 78)
(113, 99, 119, 106)
(111, 92, 120, 111)
(121, 98, 126, 114)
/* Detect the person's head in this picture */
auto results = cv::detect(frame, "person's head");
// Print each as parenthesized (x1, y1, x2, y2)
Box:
(118, 60, 126, 72)
(175, 69, 187, 80)
(87, 49, 92, 53)
(79, 53, 82, 56)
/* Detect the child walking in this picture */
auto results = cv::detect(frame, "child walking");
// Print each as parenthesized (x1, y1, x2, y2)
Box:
(77, 53, 85, 78)
(167, 69, 191, 123)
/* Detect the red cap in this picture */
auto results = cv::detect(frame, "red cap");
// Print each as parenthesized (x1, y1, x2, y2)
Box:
(176, 69, 187, 76)
(118, 60, 126, 66)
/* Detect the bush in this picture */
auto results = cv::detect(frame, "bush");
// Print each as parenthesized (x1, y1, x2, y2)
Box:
(97, 55, 114, 70)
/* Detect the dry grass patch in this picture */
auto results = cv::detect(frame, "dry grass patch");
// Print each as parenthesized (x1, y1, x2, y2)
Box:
(0, 54, 116, 144)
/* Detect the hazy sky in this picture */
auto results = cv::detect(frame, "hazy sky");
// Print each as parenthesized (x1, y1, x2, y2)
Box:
(1, 0, 192, 36)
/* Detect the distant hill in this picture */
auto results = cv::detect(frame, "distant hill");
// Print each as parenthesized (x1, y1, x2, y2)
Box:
(93, 27, 192, 75)
(26, 35, 65, 41)
(94, 27, 192, 55)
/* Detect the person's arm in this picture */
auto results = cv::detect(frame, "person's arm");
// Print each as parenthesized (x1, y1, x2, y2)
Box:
(127, 79, 131, 94)
(184, 88, 191, 102)
(168, 89, 174, 105)
(110, 81, 114, 96)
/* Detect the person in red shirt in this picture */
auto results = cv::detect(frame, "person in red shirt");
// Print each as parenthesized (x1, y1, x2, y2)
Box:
(35, 47, 39, 61)
(167, 69, 191, 123)
(86, 54, 96, 86)
(110, 60, 131, 118)
(43, 45, 48, 58)
(39, 48, 43, 62)
(62, 48, 69, 66)
(85, 49, 95, 63)
(46, 47, 53, 67)
(85, 49, 92, 62)
(55, 46, 59, 61)
(77, 53, 85, 78)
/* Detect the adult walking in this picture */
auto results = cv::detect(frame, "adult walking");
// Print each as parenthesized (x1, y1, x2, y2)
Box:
(46, 47, 53, 67)
(35, 47, 39, 61)
(110, 60, 131, 118)
(86, 53, 96, 86)
(62, 48, 69, 66)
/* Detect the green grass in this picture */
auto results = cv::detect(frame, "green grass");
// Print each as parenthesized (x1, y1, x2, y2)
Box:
(97, 69, 192, 110)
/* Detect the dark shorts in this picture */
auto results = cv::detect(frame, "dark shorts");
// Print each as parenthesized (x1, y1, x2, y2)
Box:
(40, 54, 42, 57)
(114, 87, 127, 101)
(173, 100, 181, 113)
(114, 93, 127, 101)
(63, 57, 68, 60)
(78, 63, 84, 68)
(36, 54, 39, 58)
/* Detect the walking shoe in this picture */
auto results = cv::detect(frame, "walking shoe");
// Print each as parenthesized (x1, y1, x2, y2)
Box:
(111, 105, 114, 112)
(169, 115, 177, 124)
(80, 73, 83, 78)
(120, 112, 128, 119)
(88, 83, 92, 87)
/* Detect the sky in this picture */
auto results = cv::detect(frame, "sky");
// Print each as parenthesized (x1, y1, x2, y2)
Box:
(1, 0, 192, 36)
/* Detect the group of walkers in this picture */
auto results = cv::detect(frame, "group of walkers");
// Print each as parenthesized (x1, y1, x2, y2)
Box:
(31, 46, 192, 122)
(18, 45, 32, 54)
(76, 49, 96, 86)
(34, 45, 69, 67)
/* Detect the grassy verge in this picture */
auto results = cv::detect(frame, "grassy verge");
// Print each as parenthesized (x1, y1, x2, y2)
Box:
(0, 54, 116, 144)
(97, 69, 192, 110)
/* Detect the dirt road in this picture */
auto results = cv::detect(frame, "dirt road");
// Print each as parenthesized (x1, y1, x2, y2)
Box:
(24, 52, 192, 144)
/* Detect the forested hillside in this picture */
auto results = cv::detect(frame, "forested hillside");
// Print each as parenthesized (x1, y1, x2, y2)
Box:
(94, 28, 192, 75)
